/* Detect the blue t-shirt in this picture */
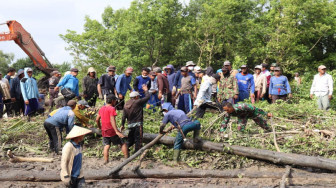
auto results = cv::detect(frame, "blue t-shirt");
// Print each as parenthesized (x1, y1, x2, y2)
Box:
(236, 73, 255, 94)
(162, 109, 191, 128)
(269, 75, 291, 95)
(70, 141, 82, 178)
(115, 74, 132, 96)
(57, 74, 79, 96)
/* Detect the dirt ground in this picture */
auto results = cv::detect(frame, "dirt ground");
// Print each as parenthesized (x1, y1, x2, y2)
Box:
(1, 156, 336, 188)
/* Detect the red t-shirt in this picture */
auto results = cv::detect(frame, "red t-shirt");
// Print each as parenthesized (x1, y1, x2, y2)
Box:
(98, 105, 118, 137)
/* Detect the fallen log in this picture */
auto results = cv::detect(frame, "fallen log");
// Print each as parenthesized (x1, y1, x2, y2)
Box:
(142, 133, 336, 172)
(108, 125, 175, 175)
(7, 150, 53, 163)
(1, 168, 336, 182)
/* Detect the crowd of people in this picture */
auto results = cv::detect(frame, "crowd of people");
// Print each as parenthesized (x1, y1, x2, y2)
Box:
(0, 61, 333, 187)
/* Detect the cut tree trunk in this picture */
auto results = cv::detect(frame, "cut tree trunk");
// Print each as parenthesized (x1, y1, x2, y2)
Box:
(142, 133, 336, 172)
(1, 168, 336, 182)
(88, 128, 336, 172)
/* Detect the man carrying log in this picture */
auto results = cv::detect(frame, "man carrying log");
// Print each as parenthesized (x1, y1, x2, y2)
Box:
(61, 126, 92, 188)
(160, 102, 201, 162)
(220, 102, 272, 132)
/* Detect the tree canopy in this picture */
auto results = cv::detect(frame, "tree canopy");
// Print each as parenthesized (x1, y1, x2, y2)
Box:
(60, 0, 336, 74)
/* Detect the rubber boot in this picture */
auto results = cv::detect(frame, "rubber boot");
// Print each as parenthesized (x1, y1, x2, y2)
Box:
(173, 149, 181, 162)
(193, 129, 201, 143)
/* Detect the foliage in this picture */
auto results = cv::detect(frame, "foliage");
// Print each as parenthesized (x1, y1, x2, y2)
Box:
(60, 0, 336, 74)
(0, 50, 14, 74)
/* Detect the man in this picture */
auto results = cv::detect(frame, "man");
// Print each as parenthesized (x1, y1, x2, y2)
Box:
(218, 67, 239, 104)
(173, 61, 196, 98)
(147, 71, 160, 109)
(269, 67, 292, 103)
(4, 67, 16, 84)
(116, 67, 133, 110)
(165, 65, 176, 93)
(194, 74, 222, 119)
(220, 102, 272, 132)
(154, 67, 171, 103)
(44, 100, 76, 154)
(176, 66, 197, 113)
(0, 72, 13, 117)
(10, 69, 25, 115)
(122, 85, 150, 153)
(48, 71, 61, 112)
(253, 65, 267, 102)
(159, 102, 201, 162)
(133, 67, 151, 98)
(61, 126, 92, 188)
(96, 94, 128, 164)
(98, 66, 117, 104)
(49, 100, 91, 127)
(261, 63, 272, 103)
(223, 61, 238, 77)
(20, 68, 42, 118)
(55, 68, 80, 104)
(269, 63, 278, 76)
(236, 65, 255, 103)
(165, 65, 176, 106)
(310, 65, 333, 110)
(83, 67, 98, 107)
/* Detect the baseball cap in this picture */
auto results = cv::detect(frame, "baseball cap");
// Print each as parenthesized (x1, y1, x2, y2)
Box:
(180, 66, 188, 72)
(130, 91, 140, 98)
(186, 61, 196, 66)
(26, 68, 33, 72)
(17, 69, 24, 76)
(223, 60, 231, 66)
(240, 65, 247, 68)
(212, 74, 221, 80)
(77, 100, 90, 108)
(70, 68, 79, 72)
(107, 66, 116, 71)
(153, 67, 162, 73)
(271, 63, 278, 67)
(255, 65, 262, 69)
(67, 100, 77, 106)
(126, 67, 133, 74)
(274, 67, 281, 71)
(318, 65, 327, 69)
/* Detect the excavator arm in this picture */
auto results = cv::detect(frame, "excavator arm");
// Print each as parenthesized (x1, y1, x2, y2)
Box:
(0, 20, 54, 76)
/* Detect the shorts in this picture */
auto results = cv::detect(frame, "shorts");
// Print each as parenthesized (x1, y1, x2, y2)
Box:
(103, 135, 124, 146)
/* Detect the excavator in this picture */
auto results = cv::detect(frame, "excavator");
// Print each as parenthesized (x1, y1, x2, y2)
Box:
(0, 20, 54, 88)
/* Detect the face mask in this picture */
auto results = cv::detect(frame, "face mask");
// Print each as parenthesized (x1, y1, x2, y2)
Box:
(188, 66, 194, 71)
(142, 75, 148, 78)
(163, 112, 167, 116)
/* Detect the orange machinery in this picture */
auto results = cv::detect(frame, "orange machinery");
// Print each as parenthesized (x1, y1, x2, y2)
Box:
(0, 20, 54, 77)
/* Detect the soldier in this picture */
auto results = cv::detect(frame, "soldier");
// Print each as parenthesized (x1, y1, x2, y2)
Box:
(220, 102, 272, 132)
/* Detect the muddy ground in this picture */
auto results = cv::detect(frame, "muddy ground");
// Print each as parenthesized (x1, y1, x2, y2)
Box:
(1, 155, 336, 188)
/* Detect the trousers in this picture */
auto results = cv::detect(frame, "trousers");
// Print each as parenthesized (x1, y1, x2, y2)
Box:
(316, 95, 330, 110)
(44, 122, 62, 154)
(174, 120, 201, 149)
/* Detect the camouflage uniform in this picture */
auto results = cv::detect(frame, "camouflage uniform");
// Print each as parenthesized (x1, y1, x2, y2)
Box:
(217, 75, 239, 103)
(220, 103, 269, 132)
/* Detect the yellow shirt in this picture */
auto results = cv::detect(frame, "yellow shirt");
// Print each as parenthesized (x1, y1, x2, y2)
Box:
(49, 105, 89, 126)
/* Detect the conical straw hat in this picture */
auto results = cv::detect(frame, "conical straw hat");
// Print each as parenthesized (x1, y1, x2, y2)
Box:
(66, 126, 92, 139)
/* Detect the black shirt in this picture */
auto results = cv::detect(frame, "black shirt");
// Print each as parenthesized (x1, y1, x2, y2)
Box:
(98, 74, 115, 95)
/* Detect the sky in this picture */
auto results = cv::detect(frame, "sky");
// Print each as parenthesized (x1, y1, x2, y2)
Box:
(0, 0, 189, 65)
